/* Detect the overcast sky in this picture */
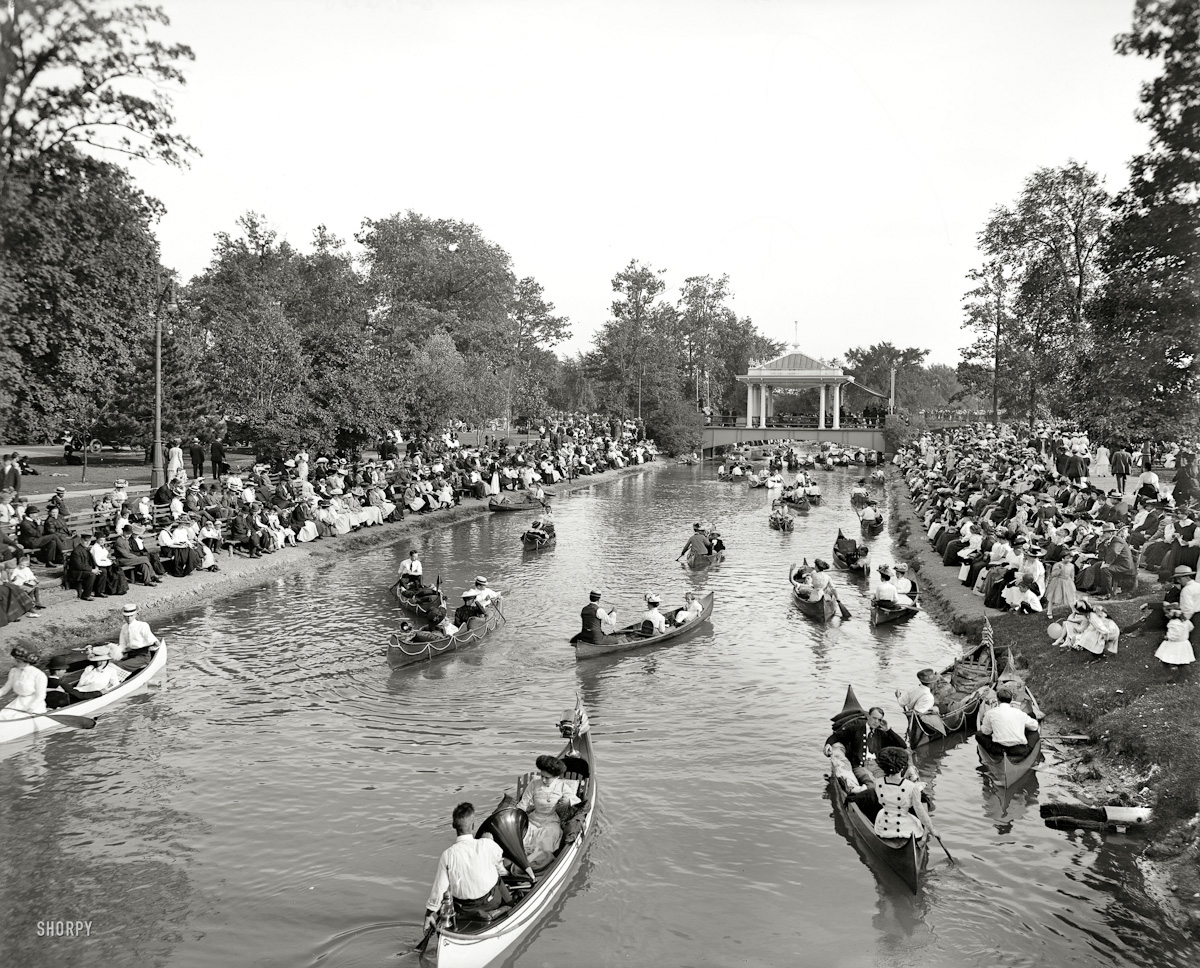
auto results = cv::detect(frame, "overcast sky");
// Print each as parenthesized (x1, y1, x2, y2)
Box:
(130, 0, 1155, 365)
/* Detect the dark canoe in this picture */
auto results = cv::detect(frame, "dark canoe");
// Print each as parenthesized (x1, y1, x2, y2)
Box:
(769, 515, 794, 532)
(861, 517, 885, 538)
(804, 493, 823, 506)
(793, 587, 836, 624)
(572, 591, 714, 659)
(907, 638, 996, 748)
(832, 530, 870, 576)
(521, 530, 556, 550)
(386, 606, 505, 669)
(393, 582, 446, 617)
(850, 491, 870, 507)
(827, 770, 927, 894)
(977, 737, 1043, 790)
(489, 498, 546, 512)
(683, 550, 724, 570)
(870, 601, 919, 626)
(433, 703, 597, 968)
(782, 494, 810, 512)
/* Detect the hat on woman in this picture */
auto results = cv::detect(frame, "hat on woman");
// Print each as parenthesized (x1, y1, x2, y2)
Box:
(114, 479, 128, 487)
(86, 644, 115, 661)
(10, 644, 40, 664)
(461, 589, 477, 599)
(647, 594, 661, 605)
(877, 564, 892, 578)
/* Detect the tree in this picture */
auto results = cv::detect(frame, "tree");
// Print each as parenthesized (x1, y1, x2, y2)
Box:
(843, 342, 930, 407)
(0, 150, 163, 439)
(0, 0, 198, 201)
(677, 274, 737, 409)
(1077, 0, 1200, 441)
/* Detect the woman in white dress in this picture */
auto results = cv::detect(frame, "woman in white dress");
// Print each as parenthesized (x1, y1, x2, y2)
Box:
(166, 438, 185, 480)
(516, 755, 581, 870)
(0, 645, 48, 720)
(1053, 600, 1120, 657)
(871, 747, 934, 841)
(1092, 444, 1111, 477)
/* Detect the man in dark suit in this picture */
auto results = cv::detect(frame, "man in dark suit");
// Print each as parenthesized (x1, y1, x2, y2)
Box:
(0, 454, 21, 494)
(114, 525, 159, 586)
(230, 508, 262, 557)
(824, 706, 907, 786)
(65, 535, 99, 600)
(189, 437, 206, 480)
(1111, 445, 1133, 494)
(210, 438, 227, 479)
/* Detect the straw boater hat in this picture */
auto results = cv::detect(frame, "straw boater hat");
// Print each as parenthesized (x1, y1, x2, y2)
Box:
(474, 576, 488, 586)
(589, 589, 602, 601)
(1172, 565, 1196, 580)
(647, 594, 661, 605)
(122, 604, 138, 616)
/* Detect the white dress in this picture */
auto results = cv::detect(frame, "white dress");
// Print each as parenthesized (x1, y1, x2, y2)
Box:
(1155, 618, 1195, 665)
(0, 665, 48, 719)
(518, 778, 581, 869)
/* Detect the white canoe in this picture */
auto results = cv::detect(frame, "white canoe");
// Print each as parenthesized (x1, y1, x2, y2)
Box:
(0, 643, 168, 746)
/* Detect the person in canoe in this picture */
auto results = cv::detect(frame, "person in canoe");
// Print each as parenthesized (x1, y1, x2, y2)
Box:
(976, 682, 1040, 758)
(860, 500, 882, 525)
(674, 591, 703, 624)
(454, 590, 487, 628)
(895, 668, 938, 717)
(574, 590, 617, 644)
(893, 562, 919, 601)
(850, 480, 869, 503)
(472, 576, 502, 610)
(679, 522, 712, 561)
(515, 755, 582, 870)
(397, 549, 424, 589)
(873, 747, 936, 841)
(791, 562, 817, 599)
(824, 705, 907, 786)
(71, 644, 129, 701)
(641, 593, 667, 634)
(424, 802, 511, 933)
(526, 516, 555, 543)
(0, 644, 47, 721)
(115, 603, 162, 666)
(873, 565, 914, 608)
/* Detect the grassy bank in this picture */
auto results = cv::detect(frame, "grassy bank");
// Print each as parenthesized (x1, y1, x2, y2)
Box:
(887, 472, 1200, 918)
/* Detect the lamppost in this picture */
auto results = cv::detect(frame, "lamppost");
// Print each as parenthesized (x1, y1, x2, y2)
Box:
(149, 274, 177, 489)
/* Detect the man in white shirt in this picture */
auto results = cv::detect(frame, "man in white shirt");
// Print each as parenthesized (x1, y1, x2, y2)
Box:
(115, 603, 161, 662)
(895, 668, 938, 715)
(642, 594, 667, 634)
(1175, 566, 1199, 622)
(424, 802, 510, 931)
(398, 550, 423, 588)
(472, 577, 501, 609)
(976, 683, 1040, 756)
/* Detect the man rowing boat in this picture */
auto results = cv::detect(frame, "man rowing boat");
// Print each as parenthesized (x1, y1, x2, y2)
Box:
(424, 802, 511, 932)
(575, 589, 616, 644)
(679, 522, 712, 560)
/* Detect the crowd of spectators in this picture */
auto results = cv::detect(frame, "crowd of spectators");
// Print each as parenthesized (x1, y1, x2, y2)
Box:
(897, 423, 1199, 674)
(0, 414, 658, 626)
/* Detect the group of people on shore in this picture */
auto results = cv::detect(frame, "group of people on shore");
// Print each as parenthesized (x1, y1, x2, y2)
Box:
(898, 422, 1198, 676)
(0, 417, 658, 627)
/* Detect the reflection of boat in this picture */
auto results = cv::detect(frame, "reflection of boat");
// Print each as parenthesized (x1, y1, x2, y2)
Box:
(0, 643, 168, 745)
(432, 702, 597, 968)
(827, 687, 928, 893)
(387, 606, 505, 669)
(870, 601, 919, 626)
(572, 592, 713, 659)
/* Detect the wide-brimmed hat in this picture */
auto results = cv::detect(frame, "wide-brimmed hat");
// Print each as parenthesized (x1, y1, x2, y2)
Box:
(917, 668, 937, 685)
(10, 645, 40, 664)
(1026, 545, 1046, 557)
(461, 589, 477, 598)
(114, 479, 128, 487)
(86, 644, 115, 661)
(877, 564, 892, 577)
(1172, 565, 1196, 579)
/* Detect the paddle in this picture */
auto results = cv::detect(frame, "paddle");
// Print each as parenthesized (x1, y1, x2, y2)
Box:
(0, 709, 97, 729)
(933, 833, 956, 865)
(835, 595, 852, 621)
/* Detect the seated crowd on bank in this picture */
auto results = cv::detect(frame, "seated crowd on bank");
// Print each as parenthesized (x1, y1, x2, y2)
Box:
(897, 422, 1199, 674)
(0, 415, 659, 625)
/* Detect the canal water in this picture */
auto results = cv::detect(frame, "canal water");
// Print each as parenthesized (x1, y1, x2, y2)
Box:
(1, 464, 1195, 968)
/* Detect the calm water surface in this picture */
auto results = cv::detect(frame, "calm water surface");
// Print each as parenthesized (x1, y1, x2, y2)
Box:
(1, 465, 1195, 968)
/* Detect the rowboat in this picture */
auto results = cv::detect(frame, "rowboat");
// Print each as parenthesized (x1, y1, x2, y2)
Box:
(747, 477, 769, 489)
(906, 633, 997, 748)
(769, 514, 794, 532)
(572, 591, 714, 658)
(804, 491, 822, 506)
(870, 470, 886, 485)
(431, 701, 597, 968)
(827, 686, 928, 893)
(832, 530, 870, 576)
(0, 642, 169, 746)
(682, 550, 724, 570)
(860, 516, 885, 538)
(870, 601, 919, 626)
(793, 586, 836, 624)
(520, 529, 555, 550)
(393, 582, 447, 617)
(488, 497, 547, 513)
(387, 606, 505, 669)
(781, 493, 810, 512)
(977, 736, 1042, 790)
(850, 489, 870, 507)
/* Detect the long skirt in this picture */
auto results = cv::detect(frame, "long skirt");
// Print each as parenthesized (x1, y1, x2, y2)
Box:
(0, 582, 35, 625)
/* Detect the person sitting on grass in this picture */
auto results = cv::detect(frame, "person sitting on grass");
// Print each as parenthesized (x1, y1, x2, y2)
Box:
(9, 554, 44, 610)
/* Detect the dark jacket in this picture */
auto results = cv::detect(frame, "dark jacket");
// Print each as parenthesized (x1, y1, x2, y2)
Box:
(825, 718, 906, 770)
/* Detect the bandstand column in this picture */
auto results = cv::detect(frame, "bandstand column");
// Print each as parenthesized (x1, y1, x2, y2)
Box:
(832, 382, 841, 430)
(746, 382, 755, 427)
(818, 384, 827, 430)
(765, 385, 774, 423)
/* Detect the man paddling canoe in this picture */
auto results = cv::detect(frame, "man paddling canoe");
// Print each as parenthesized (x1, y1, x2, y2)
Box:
(678, 522, 712, 561)
(423, 802, 511, 932)
(575, 590, 616, 644)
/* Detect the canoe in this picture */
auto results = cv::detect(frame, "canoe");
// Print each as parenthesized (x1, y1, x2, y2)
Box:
(804, 493, 822, 506)
(769, 515, 794, 532)
(906, 635, 996, 748)
(860, 517, 885, 538)
(850, 491, 870, 507)
(521, 530, 556, 550)
(977, 737, 1042, 790)
(793, 587, 836, 624)
(0, 642, 168, 746)
(870, 601, 919, 626)
(387, 606, 505, 669)
(431, 702, 598, 968)
(782, 494, 810, 512)
(683, 550, 724, 570)
(832, 529, 870, 576)
(572, 591, 714, 659)
(827, 689, 928, 893)
(870, 471, 886, 485)
(747, 478, 768, 489)
(488, 498, 546, 512)
(393, 582, 447, 617)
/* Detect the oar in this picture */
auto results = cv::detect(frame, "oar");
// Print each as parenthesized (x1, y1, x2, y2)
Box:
(933, 833, 956, 865)
(0, 709, 97, 729)
(835, 594, 852, 621)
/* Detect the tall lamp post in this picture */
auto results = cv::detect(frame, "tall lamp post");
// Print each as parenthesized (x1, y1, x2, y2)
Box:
(149, 275, 177, 489)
